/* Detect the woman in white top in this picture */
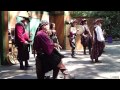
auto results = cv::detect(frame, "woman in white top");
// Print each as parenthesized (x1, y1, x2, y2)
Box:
(68, 19, 78, 58)
(90, 18, 105, 63)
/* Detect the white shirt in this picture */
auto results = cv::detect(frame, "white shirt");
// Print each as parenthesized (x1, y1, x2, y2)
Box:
(95, 25, 105, 42)
(70, 27, 77, 34)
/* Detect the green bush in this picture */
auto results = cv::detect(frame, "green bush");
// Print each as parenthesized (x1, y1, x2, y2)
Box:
(70, 11, 120, 39)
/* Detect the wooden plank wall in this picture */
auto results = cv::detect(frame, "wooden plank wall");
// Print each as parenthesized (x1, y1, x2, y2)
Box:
(49, 15, 65, 49)
(0, 11, 9, 65)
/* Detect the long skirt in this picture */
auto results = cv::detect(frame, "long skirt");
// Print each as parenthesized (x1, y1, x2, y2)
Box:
(90, 40, 105, 59)
(81, 36, 92, 48)
(36, 48, 64, 74)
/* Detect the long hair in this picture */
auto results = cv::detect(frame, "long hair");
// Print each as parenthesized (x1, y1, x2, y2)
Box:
(50, 23, 55, 30)
(34, 24, 42, 38)
(32, 23, 42, 57)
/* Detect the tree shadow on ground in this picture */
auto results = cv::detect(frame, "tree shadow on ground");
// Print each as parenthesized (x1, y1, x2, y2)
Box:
(0, 64, 36, 79)
(66, 57, 120, 79)
(2, 74, 37, 79)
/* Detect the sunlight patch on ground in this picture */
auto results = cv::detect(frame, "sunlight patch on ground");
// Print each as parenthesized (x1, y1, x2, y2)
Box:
(62, 58, 77, 63)
(66, 65, 85, 72)
(0, 70, 10, 73)
(115, 59, 120, 62)
(80, 58, 91, 61)
(106, 45, 120, 47)
(97, 72, 120, 79)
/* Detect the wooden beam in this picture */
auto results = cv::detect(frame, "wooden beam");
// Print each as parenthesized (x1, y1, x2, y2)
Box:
(0, 11, 9, 65)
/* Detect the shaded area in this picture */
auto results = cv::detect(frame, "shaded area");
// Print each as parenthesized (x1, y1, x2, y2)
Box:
(0, 41, 120, 79)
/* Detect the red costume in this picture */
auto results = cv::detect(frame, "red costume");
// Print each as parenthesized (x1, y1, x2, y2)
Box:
(15, 22, 30, 69)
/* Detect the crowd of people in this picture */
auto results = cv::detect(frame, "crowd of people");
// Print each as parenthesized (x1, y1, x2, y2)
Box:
(67, 18, 105, 63)
(14, 13, 105, 79)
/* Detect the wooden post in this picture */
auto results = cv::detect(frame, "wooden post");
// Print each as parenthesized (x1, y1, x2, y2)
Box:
(49, 11, 65, 49)
(0, 11, 9, 65)
(64, 11, 71, 50)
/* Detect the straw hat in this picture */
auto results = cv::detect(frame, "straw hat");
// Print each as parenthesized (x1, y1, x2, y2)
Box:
(94, 18, 104, 23)
(81, 18, 87, 22)
(18, 11, 30, 22)
(18, 11, 29, 18)
(80, 18, 87, 25)
(70, 19, 77, 24)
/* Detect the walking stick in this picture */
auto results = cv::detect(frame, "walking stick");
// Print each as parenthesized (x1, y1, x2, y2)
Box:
(27, 11, 31, 52)
(28, 20, 31, 52)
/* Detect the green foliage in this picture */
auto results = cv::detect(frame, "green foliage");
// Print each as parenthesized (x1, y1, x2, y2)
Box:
(70, 11, 94, 17)
(70, 11, 120, 39)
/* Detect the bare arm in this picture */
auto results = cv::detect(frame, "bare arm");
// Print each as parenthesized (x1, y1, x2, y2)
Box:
(86, 25, 92, 37)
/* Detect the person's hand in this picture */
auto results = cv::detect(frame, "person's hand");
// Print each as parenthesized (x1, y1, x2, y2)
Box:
(52, 30, 56, 34)
(24, 41, 29, 45)
(84, 35, 87, 37)
(54, 43, 62, 49)
(58, 44, 62, 49)
(28, 39, 32, 42)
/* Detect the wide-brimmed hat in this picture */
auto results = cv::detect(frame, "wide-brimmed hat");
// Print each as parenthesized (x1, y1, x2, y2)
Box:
(70, 19, 77, 24)
(80, 18, 87, 24)
(18, 11, 30, 22)
(94, 18, 104, 24)
(81, 18, 87, 22)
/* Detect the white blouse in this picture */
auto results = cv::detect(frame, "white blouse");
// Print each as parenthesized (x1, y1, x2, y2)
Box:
(70, 27, 77, 34)
(95, 25, 105, 42)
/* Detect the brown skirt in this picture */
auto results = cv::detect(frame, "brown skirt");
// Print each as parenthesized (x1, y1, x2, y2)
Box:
(90, 40, 105, 59)
(81, 36, 92, 48)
